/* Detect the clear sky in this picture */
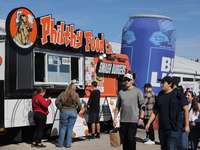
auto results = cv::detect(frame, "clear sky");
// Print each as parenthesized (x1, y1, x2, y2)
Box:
(1, 0, 200, 61)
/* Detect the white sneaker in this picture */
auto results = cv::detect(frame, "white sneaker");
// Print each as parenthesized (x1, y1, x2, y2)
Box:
(144, 139, 155, 145)
(142, 137, 149, 142)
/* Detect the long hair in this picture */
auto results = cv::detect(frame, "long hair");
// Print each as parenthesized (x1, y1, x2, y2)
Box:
(64, 83, 78, 106)
(34, 87, 46, 96)
(187, 91, 199, 115)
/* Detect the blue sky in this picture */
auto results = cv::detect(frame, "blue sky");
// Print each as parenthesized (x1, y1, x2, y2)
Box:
(1, 0, 200, 60)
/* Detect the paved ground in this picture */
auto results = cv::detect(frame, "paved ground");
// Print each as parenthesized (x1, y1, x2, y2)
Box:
(0, 128, 161, 150)
(0, 128, 200, 150)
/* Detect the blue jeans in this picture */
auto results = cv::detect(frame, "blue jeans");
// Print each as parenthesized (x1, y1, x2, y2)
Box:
(177, 131, 189, 150)
(159, 128, 182, 150)
(57, 110, 77, 147)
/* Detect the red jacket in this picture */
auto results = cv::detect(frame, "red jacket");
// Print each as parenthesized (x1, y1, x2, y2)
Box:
(32, 94, 51, 115)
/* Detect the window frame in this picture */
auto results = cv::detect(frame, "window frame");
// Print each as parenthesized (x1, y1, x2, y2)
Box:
(33, 48, 84, 89)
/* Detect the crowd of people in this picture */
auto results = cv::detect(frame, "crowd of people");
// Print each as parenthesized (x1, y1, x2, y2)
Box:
(30, 73, 200, 150)
(31, 81, 100, 148)
(115, 74, 200, 150)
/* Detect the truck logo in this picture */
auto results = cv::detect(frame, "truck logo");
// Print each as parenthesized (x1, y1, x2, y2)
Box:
(6, 7, 37, 50)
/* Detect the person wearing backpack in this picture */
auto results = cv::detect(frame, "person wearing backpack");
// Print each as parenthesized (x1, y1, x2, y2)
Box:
(145, 76, 190, 150)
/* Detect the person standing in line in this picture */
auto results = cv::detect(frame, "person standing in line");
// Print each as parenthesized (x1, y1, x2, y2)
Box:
(55, 83, 82, 148)
(31, 87, 51, 148)
(142, 83, 156, 145)
(186, 91, 200, 150)
(145, 76, 190, 150)
(113, 73, 145, 150)
(85, 81, 101, 139)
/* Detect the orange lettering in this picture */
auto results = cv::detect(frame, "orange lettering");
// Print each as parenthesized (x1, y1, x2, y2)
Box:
(59, 22, 65, 45)
(76, 30, 83, 48)
(96, 38, 100, 52)
(99, 33, 104, 53)
(105, 40, 112, 54)
(70, 25, 76, 48)
(64, 25, 70, 47)
(84, 31, 92, 52)
(108, 45, 112, 54)
(57, 25, 61, 44)
(40, 15, 51, 45)
(50, 19, 57, 44)
(40, 16, 112, 53)
(91, 37, 95, 51)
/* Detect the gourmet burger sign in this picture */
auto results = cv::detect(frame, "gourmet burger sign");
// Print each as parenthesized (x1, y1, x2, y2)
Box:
(6, 7, 112, 54)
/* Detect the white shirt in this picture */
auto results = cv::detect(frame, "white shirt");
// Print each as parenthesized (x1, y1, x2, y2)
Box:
(188, 103, 199, 122)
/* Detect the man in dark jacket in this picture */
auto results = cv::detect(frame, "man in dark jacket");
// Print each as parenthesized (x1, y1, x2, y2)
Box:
(145, 76, 190, 150)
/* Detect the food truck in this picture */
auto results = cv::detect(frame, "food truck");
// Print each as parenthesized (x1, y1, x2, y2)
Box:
(0, 7, 130, 141)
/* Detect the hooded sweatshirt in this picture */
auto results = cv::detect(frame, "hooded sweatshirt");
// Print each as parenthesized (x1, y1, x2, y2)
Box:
(32, 94, 51, 115)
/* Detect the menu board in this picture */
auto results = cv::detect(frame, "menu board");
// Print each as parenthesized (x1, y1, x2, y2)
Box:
(107, 97, 120, 128)
(50, 107, 89, 138)
(85, 57, 104, 92)
(85, 57, 95, 86)
(72, 108, 89, 138)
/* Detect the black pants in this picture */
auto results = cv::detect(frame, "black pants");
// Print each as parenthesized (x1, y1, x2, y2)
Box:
(144, 118, 155, 141)
(33, 111, 47, 143)
(120, 122, 137, 150)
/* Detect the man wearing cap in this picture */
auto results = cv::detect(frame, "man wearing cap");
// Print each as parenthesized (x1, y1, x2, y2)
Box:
(145, 76, 189, 150)
(142, 83, 156, 145)
(113, 73, 145, 150)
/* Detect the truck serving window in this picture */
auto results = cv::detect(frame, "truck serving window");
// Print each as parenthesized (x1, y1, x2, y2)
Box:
(34, 51, 84, 89)
(47, 54, 70, 83)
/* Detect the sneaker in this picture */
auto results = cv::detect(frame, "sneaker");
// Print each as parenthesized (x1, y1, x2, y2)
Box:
(55, 144, 63, 148)
(95, 134, 100, 138)
(144, 139, 155, 145)
(142, 137, 149, 142)
(31, 143, 37, 148)
(37, 144, 46, 148)
(90, 135, 95, 139)
(65, 146, 71, 148)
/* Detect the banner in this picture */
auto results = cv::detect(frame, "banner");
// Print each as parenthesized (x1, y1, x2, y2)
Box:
(107, 97, 120, 128)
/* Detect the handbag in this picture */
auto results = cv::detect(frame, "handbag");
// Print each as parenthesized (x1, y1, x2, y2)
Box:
(109, 128, 121, 147)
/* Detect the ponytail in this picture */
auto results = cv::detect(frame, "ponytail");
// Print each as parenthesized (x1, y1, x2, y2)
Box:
(34, 87, 46, 96)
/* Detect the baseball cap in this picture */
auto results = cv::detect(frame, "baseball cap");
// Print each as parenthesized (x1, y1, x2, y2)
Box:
(123, 73, 133, 80)
(158, 76, 173, 83)
(143, 83, 152, 88)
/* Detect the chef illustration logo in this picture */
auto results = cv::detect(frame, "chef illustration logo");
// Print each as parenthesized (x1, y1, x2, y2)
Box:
(6, 7, 37, 50)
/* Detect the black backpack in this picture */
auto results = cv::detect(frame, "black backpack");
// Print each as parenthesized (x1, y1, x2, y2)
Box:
(157, 88, 183, 131)
(169, 88, 182, 131)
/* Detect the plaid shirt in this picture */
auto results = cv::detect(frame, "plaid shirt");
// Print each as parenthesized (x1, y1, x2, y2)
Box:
(144, 90, 156, 119)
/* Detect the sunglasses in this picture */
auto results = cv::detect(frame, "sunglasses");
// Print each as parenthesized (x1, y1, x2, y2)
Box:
(123, 79, 131, 82)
